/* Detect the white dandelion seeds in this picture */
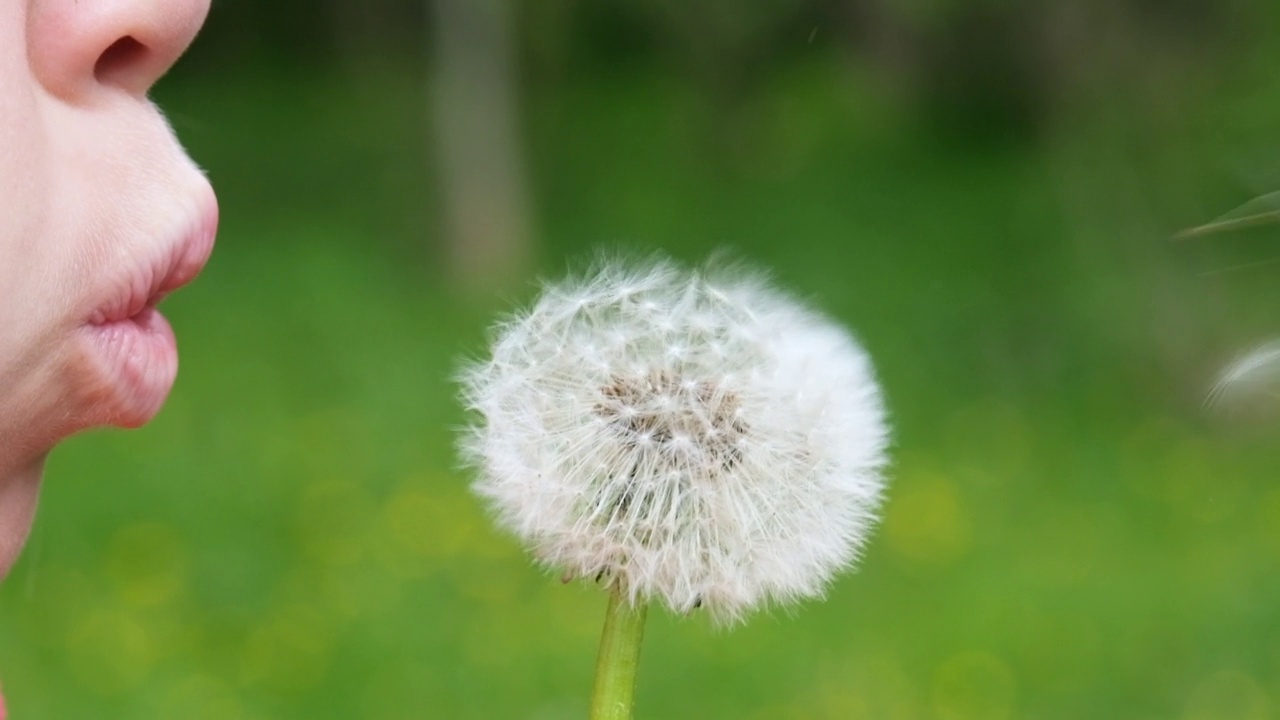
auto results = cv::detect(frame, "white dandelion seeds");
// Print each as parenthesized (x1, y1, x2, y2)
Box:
(1207, 339, 1280, 410)
(458, 257, 891, 624)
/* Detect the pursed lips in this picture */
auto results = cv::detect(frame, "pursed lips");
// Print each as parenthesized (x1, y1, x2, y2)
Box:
(71, 185, 218, 429)
(86, 196, 218, 328)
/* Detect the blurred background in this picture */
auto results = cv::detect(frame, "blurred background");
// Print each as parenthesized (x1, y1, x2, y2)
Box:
(5, 0, 1280, 717)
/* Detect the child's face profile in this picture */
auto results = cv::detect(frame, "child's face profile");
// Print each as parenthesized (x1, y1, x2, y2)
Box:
(0, 0, 215, 575)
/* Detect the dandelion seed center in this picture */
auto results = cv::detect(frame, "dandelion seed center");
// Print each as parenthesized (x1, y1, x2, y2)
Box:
(595, 370, 746, 472)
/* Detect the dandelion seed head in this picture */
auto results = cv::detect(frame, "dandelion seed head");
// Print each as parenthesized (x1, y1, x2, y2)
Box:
(1207, 339, 1280, 411)
(458, 257, 891, 624)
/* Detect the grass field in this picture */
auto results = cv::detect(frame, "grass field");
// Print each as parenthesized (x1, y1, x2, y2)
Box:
(3, 56, 1280, 718)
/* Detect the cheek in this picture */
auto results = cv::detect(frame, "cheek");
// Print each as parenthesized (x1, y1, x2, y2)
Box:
(0, 50, 60, 367)
(39, 102, 183, 318)
(0, 3, 43, 218)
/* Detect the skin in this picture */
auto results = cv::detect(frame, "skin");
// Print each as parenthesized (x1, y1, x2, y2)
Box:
(0, 0, 216, 580)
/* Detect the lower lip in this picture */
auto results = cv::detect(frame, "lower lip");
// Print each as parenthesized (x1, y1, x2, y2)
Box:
(84, 306, 180, 427)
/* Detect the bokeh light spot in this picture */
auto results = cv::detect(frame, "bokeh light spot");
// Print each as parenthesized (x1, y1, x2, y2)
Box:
(155, 674, 246, 720)
(808, 652, 920, 720)
(885, 473, 972, 566)
(931, 650, 1016, 720)
(239, 603, 334, 693)
(66, 607, 157, 695)
(104, 521, 189, 608)
(1183, 670, 1270, 720)
(376, 477, 484, 578)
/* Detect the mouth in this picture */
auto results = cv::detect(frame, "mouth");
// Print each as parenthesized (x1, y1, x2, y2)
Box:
(80, 188, 219, 428)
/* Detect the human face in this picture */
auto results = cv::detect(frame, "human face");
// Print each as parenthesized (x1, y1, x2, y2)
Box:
(0, 0, 215, 576)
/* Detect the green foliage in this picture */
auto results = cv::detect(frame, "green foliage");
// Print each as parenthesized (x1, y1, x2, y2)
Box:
(3, 36, 1280, 719)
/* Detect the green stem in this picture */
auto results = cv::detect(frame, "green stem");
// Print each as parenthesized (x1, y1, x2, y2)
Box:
(589, 586, 648, 720)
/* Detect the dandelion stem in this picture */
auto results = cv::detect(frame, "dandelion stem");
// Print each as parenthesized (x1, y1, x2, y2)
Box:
(589, 586, 648, 720)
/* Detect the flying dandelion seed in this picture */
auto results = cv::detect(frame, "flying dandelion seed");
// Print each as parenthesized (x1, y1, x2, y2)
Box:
(1207, 340, 1280, 411)
(1177, 194, 1280, 414)
(458, 256, 891, 625)
(1176, 190, 1280, 240)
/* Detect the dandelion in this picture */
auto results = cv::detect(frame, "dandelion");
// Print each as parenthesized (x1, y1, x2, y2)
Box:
(457, 256, 891, 719)
(1175, 195, 1280, 415)
(1207, 340, 1280, 410)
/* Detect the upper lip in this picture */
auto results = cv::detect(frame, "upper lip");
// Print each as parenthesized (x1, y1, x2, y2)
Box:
(88, 195, 218, 326)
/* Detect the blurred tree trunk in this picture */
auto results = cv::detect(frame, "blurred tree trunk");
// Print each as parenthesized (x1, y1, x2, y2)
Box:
(430, 0, 533, 292)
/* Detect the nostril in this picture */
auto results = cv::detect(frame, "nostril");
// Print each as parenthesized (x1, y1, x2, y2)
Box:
(94, 36, 148, 87)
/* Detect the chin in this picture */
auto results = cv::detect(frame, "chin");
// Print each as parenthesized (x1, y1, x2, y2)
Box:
(0, 453, 46, 580)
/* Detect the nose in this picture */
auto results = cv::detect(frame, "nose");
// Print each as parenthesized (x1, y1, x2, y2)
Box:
(28, 0, 211, 100)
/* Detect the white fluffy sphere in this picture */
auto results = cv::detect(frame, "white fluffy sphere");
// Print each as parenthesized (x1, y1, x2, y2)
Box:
(458, 258, 890, 624)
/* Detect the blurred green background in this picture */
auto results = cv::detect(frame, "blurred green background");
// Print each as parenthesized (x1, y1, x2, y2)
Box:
(5, 0, 1280, 717)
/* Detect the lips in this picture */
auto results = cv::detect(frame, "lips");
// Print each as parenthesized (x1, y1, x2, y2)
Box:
(88, 202, 218, 327)
(79, 188, 219, 428)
